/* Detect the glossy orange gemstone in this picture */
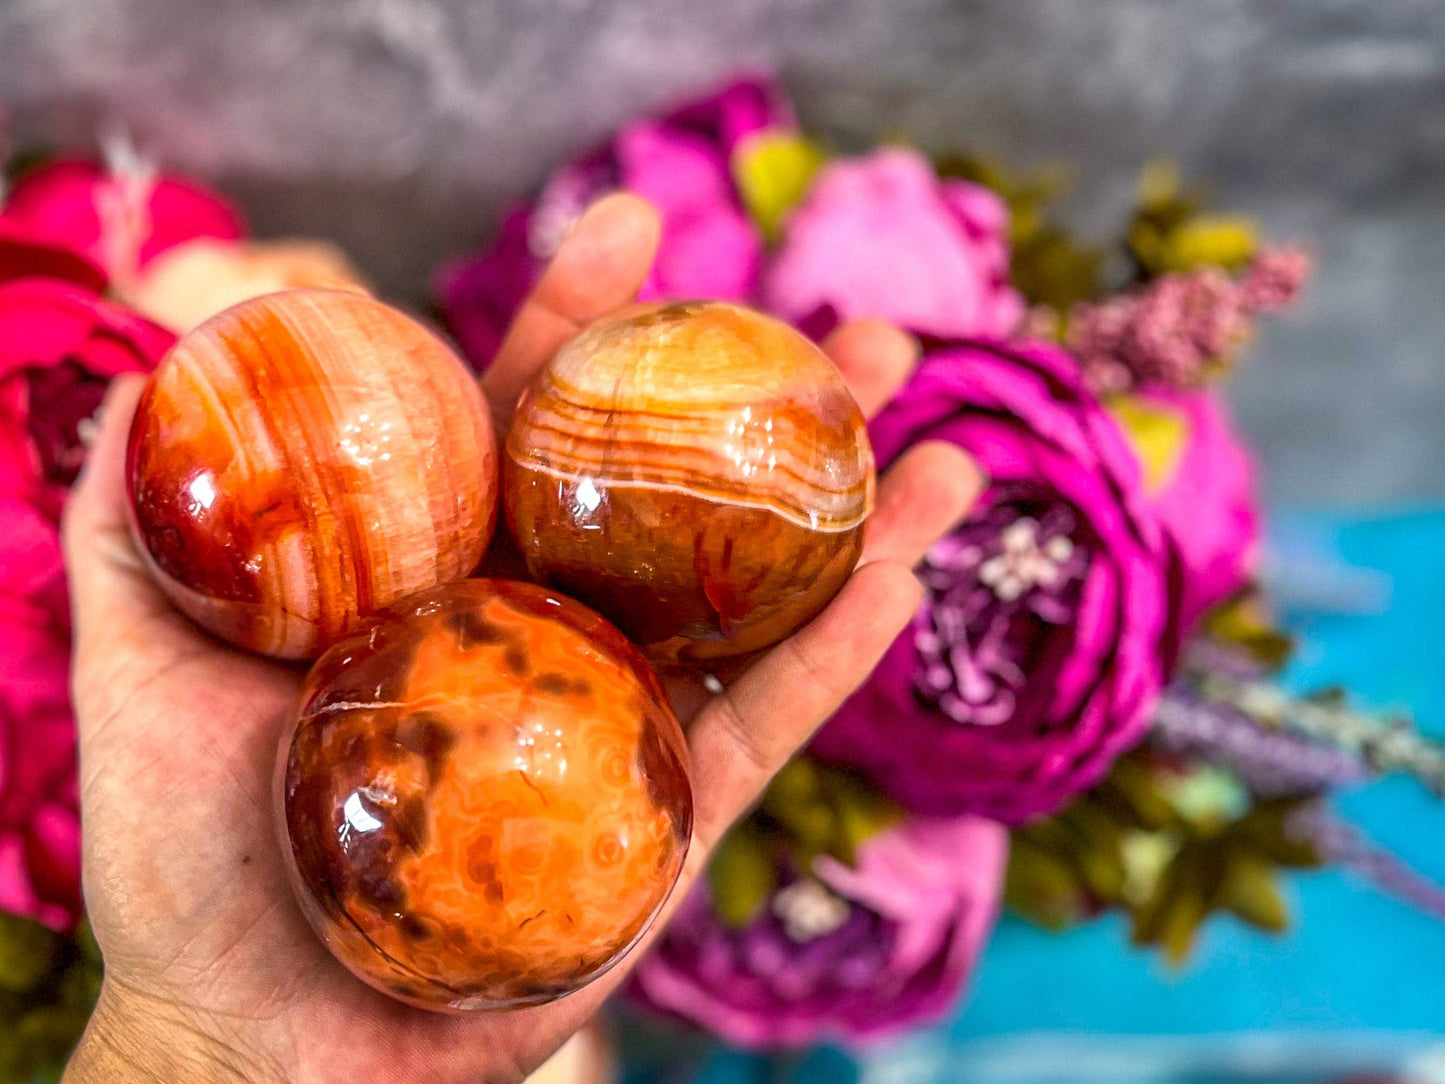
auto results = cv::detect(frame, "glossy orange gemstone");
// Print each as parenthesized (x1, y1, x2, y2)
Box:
(504, 301, 874, 662)
(126, 289, 498, 659)
(276, 579, 692, 1011)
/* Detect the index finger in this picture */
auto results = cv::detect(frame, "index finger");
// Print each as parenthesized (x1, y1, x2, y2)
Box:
(820, 318, 919, 418)
(481, 193, 661, 430)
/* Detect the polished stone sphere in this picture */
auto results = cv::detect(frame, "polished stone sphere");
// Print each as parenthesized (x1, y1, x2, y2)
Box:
(275, 579, 693, 1011)
(504, 301, 874, 662)
(126, 288, 498, 659)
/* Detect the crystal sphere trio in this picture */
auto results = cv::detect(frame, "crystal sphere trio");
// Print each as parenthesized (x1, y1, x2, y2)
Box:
(123, 289, 876, 1010)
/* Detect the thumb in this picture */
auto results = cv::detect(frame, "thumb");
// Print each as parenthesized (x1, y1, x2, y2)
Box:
(62, 374, 175, 666)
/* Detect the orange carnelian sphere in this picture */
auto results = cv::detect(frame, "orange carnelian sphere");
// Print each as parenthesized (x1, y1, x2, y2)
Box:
(276, 579, 692, 1011)
(504, 301, 875, 662)
(126, 289, 498, 659)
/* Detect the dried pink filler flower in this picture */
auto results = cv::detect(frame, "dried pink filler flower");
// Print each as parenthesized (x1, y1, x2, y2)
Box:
(1068, 246, 1311, 394)
(1240, 244, 1311, 310)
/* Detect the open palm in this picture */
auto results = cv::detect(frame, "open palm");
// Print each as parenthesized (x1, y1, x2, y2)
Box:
(61, 195, 981, 1083)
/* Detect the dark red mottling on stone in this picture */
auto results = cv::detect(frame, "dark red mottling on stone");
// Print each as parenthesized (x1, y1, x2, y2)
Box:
(277, 579, 692, 1011)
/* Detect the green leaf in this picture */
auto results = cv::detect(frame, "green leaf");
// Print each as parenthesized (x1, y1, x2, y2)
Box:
(1119, 830, 1178, 907)
(732, 132, 827, 241)
(756, 758, 902, 869)
(1218, 855, 1291, 932)
(1005, 835, 1092, 931)
(1230, 800, 1325, 869)
(818, 767, 902, 865)
(707, 827, 777, 929)
(55, 952, 103, 1016)
(0, 913, 61, 994)
(1126, 160, 1260, 279)
(1157, 765, 1250, 828)
(1152, 216, 1259, 274)
(1010, 228, 1106, 311)
(1157, 886, 1210, 967)
(1131, 846, 1215, 966)
(1107, 396, 1191, 495)
(1098, 758, 1184, 831)
(1199, 594, 1295, 671)
(15, 1005, 89, 1083)
(759, 757, 822, 810)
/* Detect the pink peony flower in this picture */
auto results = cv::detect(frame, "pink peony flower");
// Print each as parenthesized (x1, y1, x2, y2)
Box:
(1135, 387, 1261, 651)
(1, 157, 244, 286)
(809, 339, 1169, 823)
(630, 816, 1006, 1049)
(762, 149, 1024, 340)
(0, 265, 174, 929)
(436, 76, 786, 369)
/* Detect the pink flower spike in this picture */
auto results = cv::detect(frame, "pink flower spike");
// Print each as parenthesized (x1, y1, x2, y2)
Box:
(1241, 244, 1313, 310)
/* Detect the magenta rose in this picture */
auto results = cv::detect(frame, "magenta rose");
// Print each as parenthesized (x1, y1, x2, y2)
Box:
(809, 339, 1169, 823)
(436, 76, 787, 368)
(1135, 387, 1260, 650)
(0, 498, 80, 930)
(0, 278, 175, 504)
(630, 816, 1006, 1049)
(1, 157, 244, 285)
(0, 269, 174, 929)
(762, 149, 1024, 340)
(0, 220, 108, 293)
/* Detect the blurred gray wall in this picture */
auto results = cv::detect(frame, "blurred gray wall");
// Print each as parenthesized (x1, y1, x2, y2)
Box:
(2, 0, 1442, 506)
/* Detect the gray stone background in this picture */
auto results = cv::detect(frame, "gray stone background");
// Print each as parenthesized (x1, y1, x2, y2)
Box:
(2, 0, 1442, 506)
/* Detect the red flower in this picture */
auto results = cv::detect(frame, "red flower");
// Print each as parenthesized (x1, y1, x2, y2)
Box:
(0, 498, 80, 929)
(0, 257, 174, 929)
(1, 157, 243, 286)
(0, 220, 107, 292)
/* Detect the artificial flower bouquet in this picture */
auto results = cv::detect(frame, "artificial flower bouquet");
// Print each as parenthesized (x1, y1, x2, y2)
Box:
(1, 75, 1441, 1078)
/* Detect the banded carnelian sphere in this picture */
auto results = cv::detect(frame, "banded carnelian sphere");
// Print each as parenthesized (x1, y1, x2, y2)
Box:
(126, 289, 498, 659)
(504, 301, 875, 662)
(276, 579, 692, 1011)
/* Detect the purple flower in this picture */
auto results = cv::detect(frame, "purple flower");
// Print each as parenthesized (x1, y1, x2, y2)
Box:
(630, 816, 1006, 1049)
(761, 149, 1024, 340)
(436, 76, 784, 369)
(1136, 387, 1261, 649)
(810, 339, 1169, 823)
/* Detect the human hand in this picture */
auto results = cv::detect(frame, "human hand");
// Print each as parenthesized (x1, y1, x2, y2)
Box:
(62, 194, 983, 1083)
